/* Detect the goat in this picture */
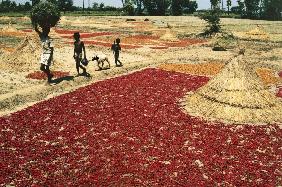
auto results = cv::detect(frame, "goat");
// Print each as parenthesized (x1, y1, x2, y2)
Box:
(92, 53, 111, 70)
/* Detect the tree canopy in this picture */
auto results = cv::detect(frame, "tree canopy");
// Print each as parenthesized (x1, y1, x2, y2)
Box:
(30, 1, 60, 29)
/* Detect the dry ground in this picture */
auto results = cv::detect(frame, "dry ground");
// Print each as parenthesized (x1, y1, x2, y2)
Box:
(0, 16, 282, 116)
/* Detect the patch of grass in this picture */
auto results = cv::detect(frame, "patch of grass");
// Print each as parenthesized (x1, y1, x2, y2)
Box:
(268, 56, 280, 61)
(0, 20, 17, 24)
(0, 35, 21, 46)
(0, 12, 29, 17)
(64, 11, 122, 16)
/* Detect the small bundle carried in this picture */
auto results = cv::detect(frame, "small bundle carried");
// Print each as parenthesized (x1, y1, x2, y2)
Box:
(30, 1, 60, 30)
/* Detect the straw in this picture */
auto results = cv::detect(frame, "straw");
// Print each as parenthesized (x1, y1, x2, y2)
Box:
(181, 54, 282, 124)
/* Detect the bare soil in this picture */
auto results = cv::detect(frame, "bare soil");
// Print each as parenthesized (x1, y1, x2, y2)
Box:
(0, 16, 282, 116)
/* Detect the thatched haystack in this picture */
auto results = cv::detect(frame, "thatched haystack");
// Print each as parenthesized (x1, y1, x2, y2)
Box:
(1, 32, 42, 71)
(1, 22, 18, 32)
(0, 22, 25, 37)
(181, 54, 282, 124)
(246, 25, 270, 40)
(234, 25, 270, 41)
(160, 24, 179, 42)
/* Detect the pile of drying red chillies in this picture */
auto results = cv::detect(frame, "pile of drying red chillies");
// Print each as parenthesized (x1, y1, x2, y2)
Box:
(1, 68, 281, 186)
(26, 71, 70, 80)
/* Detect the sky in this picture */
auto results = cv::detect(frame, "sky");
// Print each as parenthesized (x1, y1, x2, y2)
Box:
(13, 0, 238, 10)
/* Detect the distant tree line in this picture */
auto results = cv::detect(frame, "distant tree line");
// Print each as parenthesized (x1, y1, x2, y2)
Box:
(0, 0, 280, 20)
(201, 0, 282, 36)
(231, 0, 282, 20)
(0, 0, 75, 13)
(91, 2, 120, 11)
(0, 0, 122, 13)
(0, 0, 32, 12)
(121, 0, 198, 16)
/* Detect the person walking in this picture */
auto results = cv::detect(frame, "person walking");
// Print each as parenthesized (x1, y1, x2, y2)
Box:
(111, 38, 123, 67)
(35, 25, 54, 83)
(73, 32, 88, 76)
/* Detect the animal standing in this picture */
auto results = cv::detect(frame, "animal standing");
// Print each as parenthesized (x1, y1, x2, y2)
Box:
(92, 53, 111, 70)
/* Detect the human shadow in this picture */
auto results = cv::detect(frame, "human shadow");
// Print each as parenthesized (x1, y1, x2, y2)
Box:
(50, 75, 75, 84)
(95, 67, 111, 71)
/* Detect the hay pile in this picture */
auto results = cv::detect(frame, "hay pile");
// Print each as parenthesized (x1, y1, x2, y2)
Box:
(1, 22, 18, 32)
(160, 24, 179, 42)
(212, 32, 236, 51)
(246, 26, 270, 40)
(181, 54, 282, 124)
(1, 30, 65, 72)
(234, 26, 270, 41)
(1, 32, 42, 71)
(0, 22, 25, 37)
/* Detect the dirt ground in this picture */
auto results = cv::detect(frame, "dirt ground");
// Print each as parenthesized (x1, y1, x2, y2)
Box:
(0, 16, 282, 116)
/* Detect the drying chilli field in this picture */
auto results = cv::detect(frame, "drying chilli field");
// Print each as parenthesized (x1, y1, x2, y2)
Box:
(1, 68, 281, 186)
(1, 16, 282, 186)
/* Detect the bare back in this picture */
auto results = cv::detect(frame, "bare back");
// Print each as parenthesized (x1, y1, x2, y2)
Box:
(74, 40, 84, 54)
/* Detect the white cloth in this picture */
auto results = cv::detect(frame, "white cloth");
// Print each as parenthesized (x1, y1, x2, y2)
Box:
(40, 53, 52, 66)
(40, 36, 53, 65)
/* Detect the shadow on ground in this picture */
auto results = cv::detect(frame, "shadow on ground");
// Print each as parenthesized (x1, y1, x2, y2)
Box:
(51, 76, 75, 84)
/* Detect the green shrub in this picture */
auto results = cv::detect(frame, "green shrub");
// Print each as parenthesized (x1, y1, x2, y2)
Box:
(30, 1, 60, 29)
(123, 2, 135, 16)
(200, 8, 221, 36)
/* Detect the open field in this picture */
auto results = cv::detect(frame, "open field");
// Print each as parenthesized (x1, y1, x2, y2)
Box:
(0, 16, 282, 185)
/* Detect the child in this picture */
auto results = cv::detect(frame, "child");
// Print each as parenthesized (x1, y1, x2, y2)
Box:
(35, 25, 53, 83)
(111, 38, 122, 67)
(73, 32, 88, 76)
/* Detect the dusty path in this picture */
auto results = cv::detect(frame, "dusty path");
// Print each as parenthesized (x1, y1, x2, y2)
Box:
(1, 16, 282, 117)
(2, 44, 282, 117)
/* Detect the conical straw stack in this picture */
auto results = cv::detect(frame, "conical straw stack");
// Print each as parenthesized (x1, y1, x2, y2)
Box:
(181, 54, 282, 124)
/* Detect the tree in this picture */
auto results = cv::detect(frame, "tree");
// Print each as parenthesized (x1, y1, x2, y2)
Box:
(134, 0, 145, 15)
(182, 0, 198, 14)
(171, 0, 183, 16)
(226, 0, 231, 15)
(92, 2, 98, 10)
(244, 0, 260, 18)
(144, 0, 170, 16)
(237, 0, 245, 17)
(57, 0, 73, 13)
(201, 0, 221, 36)
(123, 1, 134, 15)
(99, 2, 104, 10)
(210, 0, 219, 8)
(0, 0, 12, 12)
(123, 0, 145, 15)
(30, 1, 60, 32)
(24, 1, 32, 11)
(31, 0, 40, 6)
(10, 1, 17, 11)
(262, 0, 282, 20)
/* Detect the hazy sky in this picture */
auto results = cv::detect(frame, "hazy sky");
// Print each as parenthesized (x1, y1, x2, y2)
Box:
(13, 0, 238, 10)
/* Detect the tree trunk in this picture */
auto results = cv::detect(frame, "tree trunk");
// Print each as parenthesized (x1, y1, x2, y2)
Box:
(221, 0, 223, 10)
(83, 0, 85, 12)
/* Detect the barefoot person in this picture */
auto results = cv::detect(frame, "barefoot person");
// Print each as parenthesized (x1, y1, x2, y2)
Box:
(111, 38, 123, 67)
(73, 32, 87, 76)
(35, 25, 53, 83)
